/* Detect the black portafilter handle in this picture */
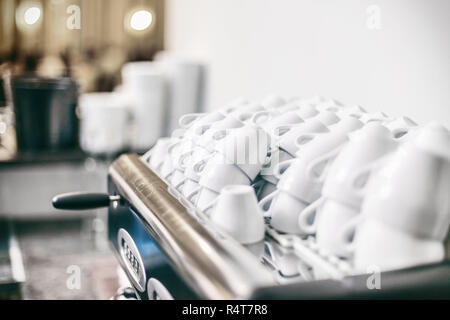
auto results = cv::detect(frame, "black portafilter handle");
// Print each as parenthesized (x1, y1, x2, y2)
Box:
(52, 192, 120, 210)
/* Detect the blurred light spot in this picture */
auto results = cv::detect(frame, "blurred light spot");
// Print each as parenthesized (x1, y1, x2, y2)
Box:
(130, 10, 152, 31)
(24, 7, 41, 25)
(84, 157, 97, 172)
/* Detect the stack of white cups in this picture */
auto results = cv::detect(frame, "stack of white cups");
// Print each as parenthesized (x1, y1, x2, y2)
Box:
(297, 123, 399, 257)
(143, 94, 450, 275)
(260, 117, 364, 234)
(348, 123, 450, 272)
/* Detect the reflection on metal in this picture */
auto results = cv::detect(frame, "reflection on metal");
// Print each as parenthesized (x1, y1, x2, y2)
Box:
(109, 154, 275, 299)
(117, 228, 147, 292)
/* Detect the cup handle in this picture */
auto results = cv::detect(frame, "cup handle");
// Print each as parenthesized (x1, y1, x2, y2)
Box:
(178, 113, 205, 128)
(272, 124, 297, 137)
(258, 190, 280, 217)
(391, 127, 411, 140)
(297, 196, 325, 234)
(338, 214, 364, 256)
(264, 241, 276, 260)
(251, 111, 272, 125)
(348, 155, 390, 198)
(192, 153, 215, 174)
(177, 150, 194, 170)
(186, 186, 202, 203)
(294, 133, 321, 149)
(167, 140, 181, 155)
(173, 177, 187, 191)
(274, 159, 296, 180)
(306, 145, 344, 183)
(212, 129, 228, 141)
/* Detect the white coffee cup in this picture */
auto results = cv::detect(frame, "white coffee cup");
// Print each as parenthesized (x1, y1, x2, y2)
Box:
(214, 125, 271, 180)
(179, 111, 225, 130)
(229, 103, 267, 122)
(313, 110, 341, 126)
(276, 118, 330, 156)
(159, 138, 185, 181)
(311, 198, 360, 258)
(359, 111, 391, 124)
(250, 110, 283, 126)
(316, 99, 344, 112)
(258, 111, 305, 137)
(259, 189, 309, 234)
(195, 153, 251, 192)
(143, 137, 174, 172)
(336, 105, 367, 120)
(383, 116, 418, 140)
(321, 123, 398, 208)
(296, 104, 319, 120)
(260, 94, 287, 110)
(275, 117, 363, 204)
(209, 185, 265, 244)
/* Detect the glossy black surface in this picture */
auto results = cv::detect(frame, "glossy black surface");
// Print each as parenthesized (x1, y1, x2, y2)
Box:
(12, 76, 79, 153)
(108, 178, 199, 300)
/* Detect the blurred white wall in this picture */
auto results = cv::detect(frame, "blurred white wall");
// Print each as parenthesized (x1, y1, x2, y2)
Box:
(164, 0, 450, 127)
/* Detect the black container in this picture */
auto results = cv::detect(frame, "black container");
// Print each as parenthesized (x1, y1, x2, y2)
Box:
(11, 76, 79, 153)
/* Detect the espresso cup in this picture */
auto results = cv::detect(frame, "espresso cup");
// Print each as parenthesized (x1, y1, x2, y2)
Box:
(181, 111, 226, 140)
(259, 111, 305, 137)
(359, 111, 391, 124)
(313, 110, 341, 126)
(316, 99, 344, 112)
(196, 153, 251, 192)
(336, 105, 367, 120)
(276, 118, 329, 156)
(383, 116, 418, 140)
(260, 94, 287, 110)
(296, 104, 319, 120)
(321, 122, 398, 208)
(143, 137, 174, 172)
(209, 185, 265, 244)
(250, 110, 283, 127)
(214, 125, 272, 180)
(259, 189, 309, 234)
(229, 103, 267, 122)
(313, 198, 360, 258)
